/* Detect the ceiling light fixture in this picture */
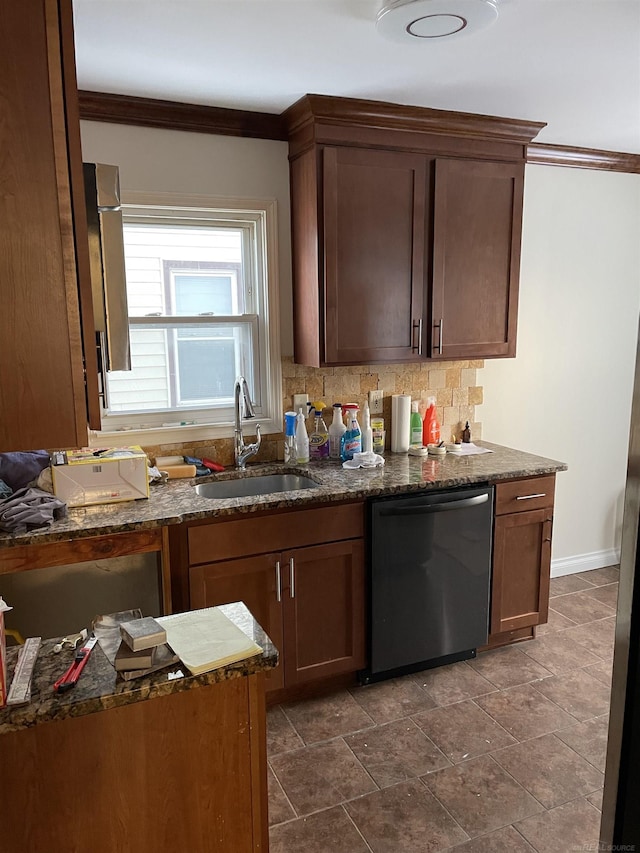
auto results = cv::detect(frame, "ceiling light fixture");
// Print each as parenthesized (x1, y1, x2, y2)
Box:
(376, 0, 499, 42)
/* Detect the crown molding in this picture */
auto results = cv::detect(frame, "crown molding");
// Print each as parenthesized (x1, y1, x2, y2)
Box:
(78, 91, 640, 173)
(78, 90, 287, 141)
(527, 142, 640, 173)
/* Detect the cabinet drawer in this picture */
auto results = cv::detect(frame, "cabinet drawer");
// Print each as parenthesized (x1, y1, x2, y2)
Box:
(188, 502, 364, 565)
(494, 475, 555, 516)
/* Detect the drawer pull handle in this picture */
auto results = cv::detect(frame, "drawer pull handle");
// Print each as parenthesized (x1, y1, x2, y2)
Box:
(275, 561, 282, 602)
(516, 493, 546, 500)
(289, 557, 295, 599)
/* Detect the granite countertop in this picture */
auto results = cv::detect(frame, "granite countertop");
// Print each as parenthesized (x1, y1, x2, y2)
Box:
(0, 602, 278, 734)
(0, 441, 566, 549)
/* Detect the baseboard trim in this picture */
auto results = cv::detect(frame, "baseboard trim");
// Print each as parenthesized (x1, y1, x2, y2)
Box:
(551, 548, 620, 577)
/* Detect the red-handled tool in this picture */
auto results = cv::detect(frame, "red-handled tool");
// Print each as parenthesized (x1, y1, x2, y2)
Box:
(53, 635, 98, 693)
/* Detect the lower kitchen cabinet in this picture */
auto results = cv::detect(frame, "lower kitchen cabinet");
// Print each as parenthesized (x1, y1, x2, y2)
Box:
(488, 474, 555, 643)
(187, 503, 366, 694)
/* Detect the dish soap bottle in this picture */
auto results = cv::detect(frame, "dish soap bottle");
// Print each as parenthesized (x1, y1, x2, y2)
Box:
(295, 407, 310, 464)
(283, 411, 297, 466)
(329, 402, 346, 460)
(410, 401, 423, 446)
(422, 396, 441, 446)
(340, 404, 362, 462)
(309, 401, 330, 460)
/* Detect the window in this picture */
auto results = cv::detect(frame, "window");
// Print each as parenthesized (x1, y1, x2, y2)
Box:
(95, 194, 281, 442)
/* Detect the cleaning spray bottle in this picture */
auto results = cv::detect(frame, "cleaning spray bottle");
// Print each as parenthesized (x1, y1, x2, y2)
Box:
(309, 401, 330, 460)
(340, 404, 362, 462)
(283, 411, 297, 466)
(295, 407, 309, 464)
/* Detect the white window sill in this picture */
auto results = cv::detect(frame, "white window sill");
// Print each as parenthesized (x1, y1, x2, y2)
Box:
(89, 417, 279, 450)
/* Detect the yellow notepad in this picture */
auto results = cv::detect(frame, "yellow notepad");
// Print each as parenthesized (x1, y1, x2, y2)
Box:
(156, 607, 262, 676)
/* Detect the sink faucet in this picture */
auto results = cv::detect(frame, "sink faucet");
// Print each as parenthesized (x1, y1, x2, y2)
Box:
(234, 376, 261, 469)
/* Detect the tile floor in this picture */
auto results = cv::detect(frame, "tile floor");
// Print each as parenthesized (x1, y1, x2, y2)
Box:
(267, 566, 618, 852)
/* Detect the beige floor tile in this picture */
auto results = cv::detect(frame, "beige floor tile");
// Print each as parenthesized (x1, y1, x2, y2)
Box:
(345, 778, 469, 852)
(270, 737, 377, 816)
(267, 705, 304, 756)
(518, 633, 601, 674)
(282, 690, 374, 744)
(533, 669, 611, 722)
(349, 674, 437, 723)
(491, 733, 603, 808)
(269, 805, 371, 853)
(424, 754, 544, 838)
(475, 683, 576, 741)
(583, 582, 619, 610)
(468, 645, 553, 689)
(556, 714, 610, 772)
(576, 566, 620, 586)
(412, 660, 496, 706)
(550, 592, 616, 625)
(345, 717, 450, 787)
(515, 797, 602, 853)
(564, 617, 616, 661)
(550, 575, 595, 596)
(536, 607, 577, 635)
(412, 699, 516, 763)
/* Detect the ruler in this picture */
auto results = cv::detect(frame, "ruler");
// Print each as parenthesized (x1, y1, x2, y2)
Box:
(6, 637, 41, 706)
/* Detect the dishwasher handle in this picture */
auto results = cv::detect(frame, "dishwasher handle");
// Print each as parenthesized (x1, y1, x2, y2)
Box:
(378, 493, 489, 516)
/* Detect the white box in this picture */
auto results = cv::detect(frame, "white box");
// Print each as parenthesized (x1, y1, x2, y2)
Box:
(51, 447, 149, 507)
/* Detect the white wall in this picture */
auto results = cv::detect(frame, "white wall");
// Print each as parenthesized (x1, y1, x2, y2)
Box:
(80, 121, 294, 354)
(81, 123, 640, 571)
(482, 165, 640, 573)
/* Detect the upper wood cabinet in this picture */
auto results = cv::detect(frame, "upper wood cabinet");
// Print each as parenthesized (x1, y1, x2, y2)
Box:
(0, 0, 99, 452)
(284, 94, 544, 367)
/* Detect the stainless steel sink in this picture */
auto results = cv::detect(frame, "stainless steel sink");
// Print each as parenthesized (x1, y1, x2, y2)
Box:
(195, 473, 319, 499)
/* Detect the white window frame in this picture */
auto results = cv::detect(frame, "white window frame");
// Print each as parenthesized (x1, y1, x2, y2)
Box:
(89, 192, 282, 447)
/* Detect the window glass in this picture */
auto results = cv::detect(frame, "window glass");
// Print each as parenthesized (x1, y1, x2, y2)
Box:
(95, 198, 280, 439)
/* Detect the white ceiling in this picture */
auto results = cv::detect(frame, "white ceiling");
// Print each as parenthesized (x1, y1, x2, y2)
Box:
(74, 0, 640, 153)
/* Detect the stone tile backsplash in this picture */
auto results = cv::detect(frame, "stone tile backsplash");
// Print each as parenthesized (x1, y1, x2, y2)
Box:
(142, 356, 484, 466)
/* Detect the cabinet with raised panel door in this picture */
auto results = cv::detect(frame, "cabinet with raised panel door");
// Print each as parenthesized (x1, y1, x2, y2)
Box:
(186, 503, 366, 694)
(1, 0, 99, 452)
(284, 94, 543, 367)
(486, 474, 556, 649)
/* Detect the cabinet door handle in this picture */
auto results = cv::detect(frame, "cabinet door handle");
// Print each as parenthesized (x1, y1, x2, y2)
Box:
(289, 557, 295, 599)
(516, 493, 546, 500)
(275, 561, 282, 602)
(434, 318, 444, 355)
(412, 318, 423, 355)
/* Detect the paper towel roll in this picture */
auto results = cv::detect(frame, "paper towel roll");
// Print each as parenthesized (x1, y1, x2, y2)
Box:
(391, 395, 412, 453)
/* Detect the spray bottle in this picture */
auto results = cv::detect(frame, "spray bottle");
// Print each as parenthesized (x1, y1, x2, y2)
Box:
(295, 407, 310, 464)
(283, 411, 297, 466)
(340, 404, 362, 462)
(309, 401, 330, 460)
(329, 403, 346, 460)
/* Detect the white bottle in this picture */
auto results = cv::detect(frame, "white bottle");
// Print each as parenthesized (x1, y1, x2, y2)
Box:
(362, 401, 373, 453)
(295, 407, 310, 464)
(329, 403, 346, 460)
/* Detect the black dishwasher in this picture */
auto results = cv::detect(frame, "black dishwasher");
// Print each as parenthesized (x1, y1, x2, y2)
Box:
(363, 484, 493, 683)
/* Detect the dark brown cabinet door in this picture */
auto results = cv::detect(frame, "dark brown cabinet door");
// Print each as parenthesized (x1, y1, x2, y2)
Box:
(190, 553, 285, 691)
(322, 146, 429, 364)
(282, 539, 366, 685)
(431, 158, 524, 360)
(0, 0, 98, 451)
(491, 508, 553, 634)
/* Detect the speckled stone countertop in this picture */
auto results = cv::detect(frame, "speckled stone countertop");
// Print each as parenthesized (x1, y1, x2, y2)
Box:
(0, 602, 278, 734)
(0, 441, 566, 549)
